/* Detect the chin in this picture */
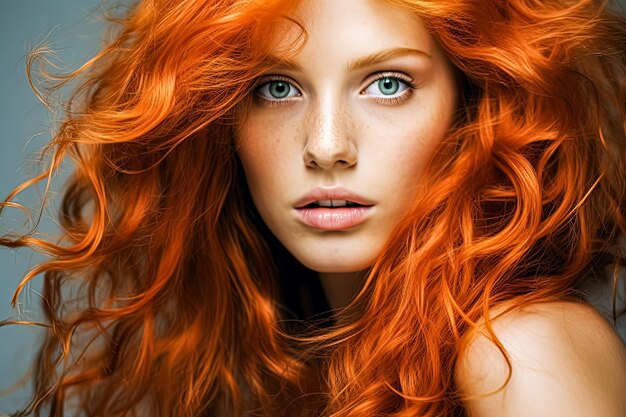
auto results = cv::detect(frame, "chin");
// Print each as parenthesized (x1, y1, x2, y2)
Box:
(289, 245, 379, 274)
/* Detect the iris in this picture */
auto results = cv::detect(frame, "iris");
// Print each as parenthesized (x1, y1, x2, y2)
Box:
(378, 77, 399, 95)
(269, 81, 290, 98)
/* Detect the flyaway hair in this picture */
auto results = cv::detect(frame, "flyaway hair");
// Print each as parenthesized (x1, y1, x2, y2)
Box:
(1, 0, 625, 416)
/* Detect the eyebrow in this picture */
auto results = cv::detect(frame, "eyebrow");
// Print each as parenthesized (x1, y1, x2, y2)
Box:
(267, 47, 431, 73)
(347, 47, 431, 71)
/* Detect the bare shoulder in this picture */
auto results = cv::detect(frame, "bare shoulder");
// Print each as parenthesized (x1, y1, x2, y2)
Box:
(455, 301, 626, 417)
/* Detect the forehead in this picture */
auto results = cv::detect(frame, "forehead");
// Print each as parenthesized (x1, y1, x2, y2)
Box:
(268, 0, 434, 67)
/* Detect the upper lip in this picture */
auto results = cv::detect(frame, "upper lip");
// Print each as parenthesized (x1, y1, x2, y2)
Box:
(293, 186, 375, 208)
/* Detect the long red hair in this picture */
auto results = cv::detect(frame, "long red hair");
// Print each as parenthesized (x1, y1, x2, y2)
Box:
(2, 0, 625, 416)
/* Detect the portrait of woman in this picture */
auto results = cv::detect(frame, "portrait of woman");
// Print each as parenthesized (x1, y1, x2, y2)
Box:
(1, 0, 626, 416)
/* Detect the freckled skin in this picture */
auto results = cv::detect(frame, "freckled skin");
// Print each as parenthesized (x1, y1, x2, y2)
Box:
(235, 0, 458, 279)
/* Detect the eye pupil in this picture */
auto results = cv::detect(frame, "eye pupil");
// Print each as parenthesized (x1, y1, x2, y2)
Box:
(379, 77, 399, 95)
(269, 82, 290, 98)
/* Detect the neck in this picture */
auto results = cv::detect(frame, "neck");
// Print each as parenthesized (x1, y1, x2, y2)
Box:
(318, 270, 368, 312)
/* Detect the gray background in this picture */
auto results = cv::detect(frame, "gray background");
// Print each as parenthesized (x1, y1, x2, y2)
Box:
(0, 1, 125, 413)
(1, 0, 625, 414)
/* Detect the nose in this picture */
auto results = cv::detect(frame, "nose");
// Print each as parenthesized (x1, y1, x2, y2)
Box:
(302, 97, 357, 170)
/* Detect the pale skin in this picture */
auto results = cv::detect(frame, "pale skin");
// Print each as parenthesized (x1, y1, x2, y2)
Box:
(236, 0, 457, 309)
(235, 0, 626, 414)
(456, 301, 626, 416)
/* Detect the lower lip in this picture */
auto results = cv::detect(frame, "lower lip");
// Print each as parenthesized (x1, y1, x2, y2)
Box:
(294, 206, 373, 230)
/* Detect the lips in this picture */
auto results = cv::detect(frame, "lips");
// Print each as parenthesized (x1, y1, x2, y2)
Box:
(303, 200, 364, 208)
(293, 187, 375, 209)
(293, 187, 375, 230)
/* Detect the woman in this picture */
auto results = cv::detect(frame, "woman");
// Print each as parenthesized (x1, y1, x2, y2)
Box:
(2, 0, 626, 416)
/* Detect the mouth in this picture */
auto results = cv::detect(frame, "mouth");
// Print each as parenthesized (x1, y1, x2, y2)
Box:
(294, 201, 374, 230)
(301, 199, 370, 209)
(292, 187, 375, 230)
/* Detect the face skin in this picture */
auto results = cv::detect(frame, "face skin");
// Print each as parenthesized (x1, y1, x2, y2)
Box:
(236, 0, 458, 308)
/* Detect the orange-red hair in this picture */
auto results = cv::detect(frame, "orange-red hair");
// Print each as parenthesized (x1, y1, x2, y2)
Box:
(2, 0, 625, 416)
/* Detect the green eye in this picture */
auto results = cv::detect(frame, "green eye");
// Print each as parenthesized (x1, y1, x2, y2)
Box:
(268, 81, 291, 98)
(362, 74, 412, 99)
(256, 79, 301, 101)
(378, 77, 400, 95)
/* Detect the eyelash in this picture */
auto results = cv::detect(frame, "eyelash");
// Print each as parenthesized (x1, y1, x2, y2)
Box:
(252, 75, 302, 107)
(252, 72, 417, 107)
(363, 71, 416, 105)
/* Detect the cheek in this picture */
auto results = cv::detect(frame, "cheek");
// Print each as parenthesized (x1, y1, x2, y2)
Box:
(235, 116, 299, 208)
(361, 103, 452, 188)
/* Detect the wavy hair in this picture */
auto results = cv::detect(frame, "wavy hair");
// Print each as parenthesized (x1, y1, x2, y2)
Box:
(2, 0, 625, 416)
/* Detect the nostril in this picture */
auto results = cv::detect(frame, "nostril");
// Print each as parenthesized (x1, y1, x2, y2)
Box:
(302, 129, 358, 169)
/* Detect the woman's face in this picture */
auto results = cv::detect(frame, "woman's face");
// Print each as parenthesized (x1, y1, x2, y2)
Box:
(236, 0, 457, 274)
